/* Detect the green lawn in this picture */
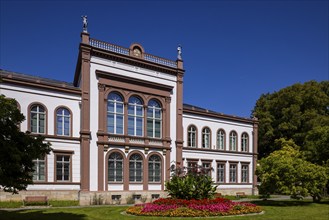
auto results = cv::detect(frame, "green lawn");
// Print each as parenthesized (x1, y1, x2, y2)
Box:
(0, 200, 328, 220)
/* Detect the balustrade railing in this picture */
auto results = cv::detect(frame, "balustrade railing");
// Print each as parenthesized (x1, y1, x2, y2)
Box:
(90, 38, 177, 68)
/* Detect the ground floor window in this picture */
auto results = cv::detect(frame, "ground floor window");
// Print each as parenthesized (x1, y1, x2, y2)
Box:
(108, 152, 123, 182)
(241, 164, 249, 183)
(202, 162, 211, 177)
(33, 157, 46, 181)
(148, 155, 161, 182)
(129, 153, 143, 182)
(187, 160, 198, 173)
(217, 163, 225, 183)
(229, 163, 237, 183)
(56, 155, 70, 181)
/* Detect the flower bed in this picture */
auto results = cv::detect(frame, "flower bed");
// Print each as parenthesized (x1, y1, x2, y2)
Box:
(126, 198, 262, 217)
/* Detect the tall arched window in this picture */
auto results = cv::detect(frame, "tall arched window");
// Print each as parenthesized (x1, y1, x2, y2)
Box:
(229, 131, 237, 151)
(108, 152, 123, 182)
(56, 108, 71, 136)
(217, 129, 225, 150)
(107, 92, 124, 134)
(148, 155, 161, 182)
(128, 96, 143, 136)
(202, 127, 211, 148)
(30, 104, 46, 134)
(241, 133, 249, 152)
(147, 100, 162, 138)
(187, 125, 197, 147)
(129, 153, 143, 182)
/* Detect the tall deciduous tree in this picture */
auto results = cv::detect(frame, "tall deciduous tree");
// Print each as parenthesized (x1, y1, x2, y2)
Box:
(0, 95, 51, 193)
(256, 138, 328, 202)
(252, 80, 329, 164)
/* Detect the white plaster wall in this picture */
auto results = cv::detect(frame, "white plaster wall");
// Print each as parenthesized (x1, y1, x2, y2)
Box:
(183, 113, 254, 153)
(129, 184, 143, 190)
(108, 184, 124, 191)
(27, 184, 80, 190)
(148, 185, 161, 190)
(0, 83, 81, 137)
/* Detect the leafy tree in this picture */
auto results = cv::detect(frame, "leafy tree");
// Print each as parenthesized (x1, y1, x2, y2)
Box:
(252, 80, 329, 163)
(0, 95, 52, 193)
(165, 165, 217, 200)
(256, 138, 328, 202)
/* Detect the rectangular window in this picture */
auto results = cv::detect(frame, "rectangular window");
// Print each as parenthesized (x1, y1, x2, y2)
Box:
(33, 158, 46, 181)
(217, 163, 225, 183)
(241, 164, 249, 183)
(229, 164, 237, 183)
(56, 155, 70, 181)
(187, 161, 198, 173)
(202, 162, 211, 177)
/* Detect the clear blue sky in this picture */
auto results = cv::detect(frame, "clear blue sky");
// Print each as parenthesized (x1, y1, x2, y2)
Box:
(1, 0, 328, 117)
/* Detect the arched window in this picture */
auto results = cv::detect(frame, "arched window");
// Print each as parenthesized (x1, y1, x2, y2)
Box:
(148, 155, 161, 182)
(107, 92, 124, 134)
(147, 100, 162, 138)
(128, 96, 143, 136)
(187, 125, 197, 147)
(108, 152, 123, 182)
(217, 129, 225, 150)
(56, 108, 71, 136)
(241, 133, 249, 152)
(30, 104, 46, 134)
(202, 127, 211, 148)
(229, 131, 237, 151)
(129, 153, 143, 182)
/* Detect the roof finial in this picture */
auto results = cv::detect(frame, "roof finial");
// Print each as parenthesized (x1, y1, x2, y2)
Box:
(81, 15, 88, 33)
(177, 44, 182, 60)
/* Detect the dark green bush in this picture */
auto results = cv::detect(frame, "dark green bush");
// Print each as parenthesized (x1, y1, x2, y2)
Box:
(165, 165, 217, 200)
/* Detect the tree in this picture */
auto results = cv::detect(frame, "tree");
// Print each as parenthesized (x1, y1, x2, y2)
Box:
(252, 80, 329, 163)
(0, 95, 52, 193)
(256, 138, 328, 202)
(165, 165, 217, 200)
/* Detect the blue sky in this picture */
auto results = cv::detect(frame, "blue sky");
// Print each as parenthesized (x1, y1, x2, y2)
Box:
(1, 0, 328, 117)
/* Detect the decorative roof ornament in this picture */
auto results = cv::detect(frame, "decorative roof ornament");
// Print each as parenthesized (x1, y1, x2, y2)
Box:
(177, 44, 182, 60)
(81, 15, 88, 33)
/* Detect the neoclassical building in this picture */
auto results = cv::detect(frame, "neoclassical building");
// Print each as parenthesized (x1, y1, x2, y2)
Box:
(0, 25, 258, 204)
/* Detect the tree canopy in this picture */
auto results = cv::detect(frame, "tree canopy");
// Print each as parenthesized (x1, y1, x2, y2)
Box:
(0, 95, 52, 193)
(252, 80, 329, 164)
(256, 138, 328, 202)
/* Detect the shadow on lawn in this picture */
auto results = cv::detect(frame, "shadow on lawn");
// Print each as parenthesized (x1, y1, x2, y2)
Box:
(0, 210, 87, 220)
(251, 200, 318, 207)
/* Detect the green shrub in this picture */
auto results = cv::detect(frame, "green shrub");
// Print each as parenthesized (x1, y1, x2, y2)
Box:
(165, 165, 217, 200)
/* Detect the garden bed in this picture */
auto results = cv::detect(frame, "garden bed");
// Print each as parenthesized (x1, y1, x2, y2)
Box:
(126, 198, 262, 217)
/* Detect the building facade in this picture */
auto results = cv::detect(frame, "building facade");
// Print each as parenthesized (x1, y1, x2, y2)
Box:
(0, 30, 258, 204)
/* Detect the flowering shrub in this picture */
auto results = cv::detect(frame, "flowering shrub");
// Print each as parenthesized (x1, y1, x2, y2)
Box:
(126, 198, 262, 217)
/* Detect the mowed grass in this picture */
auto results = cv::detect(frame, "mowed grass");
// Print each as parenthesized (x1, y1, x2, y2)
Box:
(0, 199, 328, 220)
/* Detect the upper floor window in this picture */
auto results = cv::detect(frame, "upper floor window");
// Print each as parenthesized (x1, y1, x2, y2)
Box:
(229, 131, 237, 151)
(128, 96, 143, 136)
(148, 155, 161, 182)
(56, 108, 71, 136)
(108, 152, 123, 182)
(107, 92, 124, 134)
(147, 100, 162, 138)
(30, 104, 46, 134)
(129, 153, 143, 182)
(187, 125, 197, 147)
(241, 133, 249, 152)
(217, 129, 225, 150)
(202, 127, 211, 148)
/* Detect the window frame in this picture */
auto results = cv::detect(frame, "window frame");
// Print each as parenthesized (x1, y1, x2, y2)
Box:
(216, 162, 226, 183)
(129, 153, 143, 183)
(187, 125, 197, 148)
(54, 152, 73, 182)
(147, 99, 162, 139)
(201, 161, 212, 177)
(108, 152, 124, 183)
(55, 106, 72, 136)
(229, 131, 238, 151)
(241, 163, 249, 183)
(216, 129, 225, 150)
(32, 156, 47, 182)
(28, 103, 47, 134)
(241, 133, 249, 152)
(202, 127, 211, 149)
(229, 163, 237, 183)
(148, 154, 162, 183)
(107, 92, 124, 135)
(128, 96, 144, 137)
